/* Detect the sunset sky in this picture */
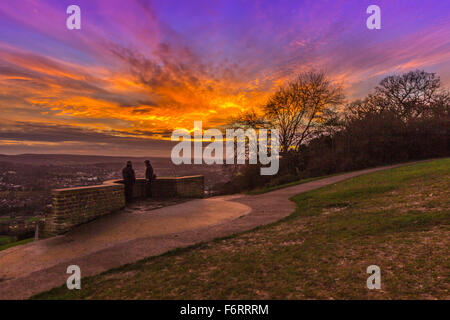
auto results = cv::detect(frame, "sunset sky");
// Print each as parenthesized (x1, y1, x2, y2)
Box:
(0, 0, 449, 157)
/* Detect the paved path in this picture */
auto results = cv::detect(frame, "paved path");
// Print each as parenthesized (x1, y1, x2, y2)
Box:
(0, 163, 410, 299)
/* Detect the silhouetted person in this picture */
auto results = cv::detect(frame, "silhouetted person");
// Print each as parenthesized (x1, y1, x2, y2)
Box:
(145, 160, 154, 197)
(122, 161, 136, 203)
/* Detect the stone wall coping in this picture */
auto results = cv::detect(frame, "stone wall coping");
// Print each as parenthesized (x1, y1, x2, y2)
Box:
(53, 183, 122, 193)
(152, 175, 204, 180)
(106, 175, 204, 184)
(53, 175, 204, 193)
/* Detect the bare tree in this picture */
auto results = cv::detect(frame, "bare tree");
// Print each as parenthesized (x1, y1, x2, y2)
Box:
(263, 71, 344, 153)
(348, 70, 449, 121)
(229, 108, 272, 130)
(226, 109, 271, 168)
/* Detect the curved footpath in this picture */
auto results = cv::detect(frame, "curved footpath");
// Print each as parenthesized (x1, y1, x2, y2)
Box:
(0, 163, 412, 299)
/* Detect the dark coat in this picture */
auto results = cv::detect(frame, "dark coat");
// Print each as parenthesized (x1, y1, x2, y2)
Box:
(145, 164, 154, 181)
(122, 166, 136, 185)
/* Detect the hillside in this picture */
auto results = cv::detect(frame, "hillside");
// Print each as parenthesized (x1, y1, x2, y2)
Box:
(34, 159, 449, 299)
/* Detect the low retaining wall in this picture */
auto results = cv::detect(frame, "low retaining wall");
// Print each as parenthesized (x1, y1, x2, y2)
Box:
(42, 183, 125, 237)
(42, 175, 204, 236)
(120, 176, 205, 199)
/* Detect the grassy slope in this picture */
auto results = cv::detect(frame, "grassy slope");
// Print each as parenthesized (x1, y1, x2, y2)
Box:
(247, 173, 339, 195)
(0, 238, 33, 251)
(35, 159, 449, 299)
(0, 235, 14, 246)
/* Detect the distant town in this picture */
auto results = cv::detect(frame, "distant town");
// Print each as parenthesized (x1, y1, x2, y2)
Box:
(0, 154, 232, 241)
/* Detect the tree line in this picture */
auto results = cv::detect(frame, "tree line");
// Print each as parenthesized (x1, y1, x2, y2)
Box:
(221, 70, 449, 192)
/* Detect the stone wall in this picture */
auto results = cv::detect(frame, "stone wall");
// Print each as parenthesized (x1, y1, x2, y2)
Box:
(42, 183, 125, 237)
(153, 176, 205, 198)
(42, 175, 204, 237)
(113, 175, 204, 199)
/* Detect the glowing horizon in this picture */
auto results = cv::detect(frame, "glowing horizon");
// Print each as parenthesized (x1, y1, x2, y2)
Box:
(0, 0, 449, 156)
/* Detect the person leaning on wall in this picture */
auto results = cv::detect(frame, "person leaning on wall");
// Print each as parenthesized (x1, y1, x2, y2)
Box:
(144, 159, 155, 198)
(122, 161, 136, 203)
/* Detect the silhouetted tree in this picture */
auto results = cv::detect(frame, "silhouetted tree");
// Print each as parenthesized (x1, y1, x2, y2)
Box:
(348, 70, 449, 121)
(263, 71, 344, 153)
(219, 70, 448, 195)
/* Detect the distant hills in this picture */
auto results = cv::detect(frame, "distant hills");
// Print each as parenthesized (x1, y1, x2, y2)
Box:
(0, 154, 170, 166)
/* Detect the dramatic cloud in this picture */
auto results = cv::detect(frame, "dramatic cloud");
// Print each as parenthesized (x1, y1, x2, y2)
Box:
(0, 0, 449, 156)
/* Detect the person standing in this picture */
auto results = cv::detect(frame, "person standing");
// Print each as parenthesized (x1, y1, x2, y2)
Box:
(122, 161, 136, 203)
(144, 160, 154, 198)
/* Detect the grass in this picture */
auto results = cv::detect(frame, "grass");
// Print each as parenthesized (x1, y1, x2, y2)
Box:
(26, 216, 42, 223)
(0, 235, 15, 246)
(0, 237, 33, 251)
(0, 217, 14, 223)
(247, 174, 339, 195)
(1, 216, 43, 223)
(34, 158, 449, 299)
